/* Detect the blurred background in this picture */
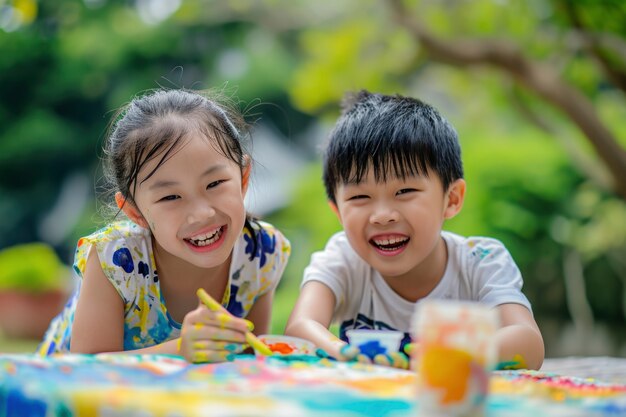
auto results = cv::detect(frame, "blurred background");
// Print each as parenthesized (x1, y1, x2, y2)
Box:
(0, 0, 625, 358)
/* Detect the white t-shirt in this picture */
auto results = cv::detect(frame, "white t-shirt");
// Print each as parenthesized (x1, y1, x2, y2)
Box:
(301, 231, 531, 349)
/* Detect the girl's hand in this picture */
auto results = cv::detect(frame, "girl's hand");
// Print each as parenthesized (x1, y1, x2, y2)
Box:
(178, 302, 252, 363)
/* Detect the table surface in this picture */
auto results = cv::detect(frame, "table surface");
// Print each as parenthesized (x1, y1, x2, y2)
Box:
(541, 356, 626, 384)
(1, 353, 625, 417)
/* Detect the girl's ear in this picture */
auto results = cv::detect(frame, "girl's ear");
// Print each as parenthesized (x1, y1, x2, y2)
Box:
(115, 192, 149, 229)
(328, 201, 343, 224)
(443, 178, 466, 220)
(241, 155, 252, 195)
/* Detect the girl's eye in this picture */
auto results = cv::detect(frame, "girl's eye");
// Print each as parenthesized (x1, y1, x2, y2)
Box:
(397, 188, 417, 195)
(207, 180, 225, 189)
(159, 195, 180, 202)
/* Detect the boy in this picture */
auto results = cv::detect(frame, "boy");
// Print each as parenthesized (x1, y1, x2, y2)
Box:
(285, 90, 544, 370)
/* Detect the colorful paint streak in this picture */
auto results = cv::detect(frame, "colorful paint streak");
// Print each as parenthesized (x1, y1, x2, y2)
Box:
(0, 354, 625, 417)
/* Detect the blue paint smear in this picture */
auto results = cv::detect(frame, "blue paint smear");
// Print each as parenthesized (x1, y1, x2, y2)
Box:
(356, 341, 387, 360)
(3, 388, 49, 417)
(276, 389, 413, 417)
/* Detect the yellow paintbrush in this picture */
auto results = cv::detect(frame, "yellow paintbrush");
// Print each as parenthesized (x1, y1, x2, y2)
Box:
(196, 288, 273, 356)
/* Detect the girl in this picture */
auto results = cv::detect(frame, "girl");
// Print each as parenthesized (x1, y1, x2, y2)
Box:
(38, 89, 291, 363)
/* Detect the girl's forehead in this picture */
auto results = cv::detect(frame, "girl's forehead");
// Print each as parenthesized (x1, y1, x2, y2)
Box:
(137, 134, 234, 185)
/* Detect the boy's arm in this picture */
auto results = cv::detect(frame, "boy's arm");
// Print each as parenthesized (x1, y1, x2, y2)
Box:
(285, 281, 346, 358)
(495, 303, 545, 370)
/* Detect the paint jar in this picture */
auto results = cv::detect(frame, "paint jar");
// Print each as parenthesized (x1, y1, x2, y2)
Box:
(412, 300, 499, 417)
(346, 329, 404, 360)
(257, 335, 317, 356)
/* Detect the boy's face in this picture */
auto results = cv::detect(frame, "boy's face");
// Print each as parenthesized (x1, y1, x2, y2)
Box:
(332, 168, 464, 281)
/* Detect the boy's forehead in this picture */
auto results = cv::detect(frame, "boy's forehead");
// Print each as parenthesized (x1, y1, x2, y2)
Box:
(340, 164, 427, 185)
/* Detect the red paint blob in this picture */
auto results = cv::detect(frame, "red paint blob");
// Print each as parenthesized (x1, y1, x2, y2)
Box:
(267, 342, 295, 354)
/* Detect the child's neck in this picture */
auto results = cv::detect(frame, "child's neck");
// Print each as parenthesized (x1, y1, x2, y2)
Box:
(380, 236, 448, 303)
(152, 239, 231, 323)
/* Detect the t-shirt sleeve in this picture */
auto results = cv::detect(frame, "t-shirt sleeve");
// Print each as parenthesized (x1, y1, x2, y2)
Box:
(301, 232, 354, 315)
(465, 237, 532, 312)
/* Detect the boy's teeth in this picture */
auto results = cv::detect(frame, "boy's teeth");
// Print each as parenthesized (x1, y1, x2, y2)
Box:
(374, 237, 408, 245)
(372, 236, 409, 251)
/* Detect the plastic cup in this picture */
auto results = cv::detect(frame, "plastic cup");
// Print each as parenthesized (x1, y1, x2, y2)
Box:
(412, 300, 499, 417)
(346, 329, 404, 359)
(256, 335, 317, 356)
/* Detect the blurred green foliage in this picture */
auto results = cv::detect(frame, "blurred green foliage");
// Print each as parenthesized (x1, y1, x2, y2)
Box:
(1, 0, 625, 354)
(0, 243, 69, 293)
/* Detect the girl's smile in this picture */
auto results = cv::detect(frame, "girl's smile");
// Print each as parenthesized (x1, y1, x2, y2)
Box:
(184, 225, 227, 252)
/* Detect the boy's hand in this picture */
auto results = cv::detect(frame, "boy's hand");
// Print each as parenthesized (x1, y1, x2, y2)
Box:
(178, 302, 252, 363)
(338, 344, 410, 369)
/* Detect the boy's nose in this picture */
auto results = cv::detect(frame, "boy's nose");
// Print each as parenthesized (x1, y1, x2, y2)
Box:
(370, 205, 399, 225)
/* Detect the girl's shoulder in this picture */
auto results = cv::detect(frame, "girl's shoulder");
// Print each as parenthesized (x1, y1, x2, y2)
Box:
(236, 219, 291, 268)
(79, 220, 150, 245)
(243, 219, 290, 248)
(74, 221, 152, 276)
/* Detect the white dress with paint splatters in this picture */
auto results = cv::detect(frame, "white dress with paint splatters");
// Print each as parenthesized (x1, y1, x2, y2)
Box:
(38, 220, 290, 355)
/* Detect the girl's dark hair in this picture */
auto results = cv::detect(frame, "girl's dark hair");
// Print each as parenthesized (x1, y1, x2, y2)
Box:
(322, 90, 463, 203)
(103, 88, 260, 258)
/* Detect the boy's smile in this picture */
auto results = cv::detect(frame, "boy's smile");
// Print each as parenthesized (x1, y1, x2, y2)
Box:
(333, 168, 464, 287)
(369, 233, 410, 255)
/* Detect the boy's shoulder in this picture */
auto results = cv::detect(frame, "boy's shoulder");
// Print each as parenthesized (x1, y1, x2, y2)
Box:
(442, 230, 514, 264)
(442, 230, 508, 248)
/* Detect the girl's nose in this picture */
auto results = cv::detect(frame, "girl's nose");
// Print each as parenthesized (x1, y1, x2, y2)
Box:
(187, 199, 216, 224)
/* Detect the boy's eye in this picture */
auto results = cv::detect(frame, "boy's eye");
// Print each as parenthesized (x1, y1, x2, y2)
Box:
(158, 195, 180, 202)
(207, 180, 225, 189)
(397, 188, 417, 195)
(348, 195, 368, 200)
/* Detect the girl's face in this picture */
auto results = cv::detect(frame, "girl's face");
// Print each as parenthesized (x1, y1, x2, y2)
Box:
(130, 134, 248, 270)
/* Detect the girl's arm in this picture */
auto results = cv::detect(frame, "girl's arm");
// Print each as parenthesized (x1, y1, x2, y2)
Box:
(244, 290, 275, 335)
(495, 303, 545, 370)
(285, 281, 346, 358)
(70, 246, 125, 353)
(70, 246, 250, 360)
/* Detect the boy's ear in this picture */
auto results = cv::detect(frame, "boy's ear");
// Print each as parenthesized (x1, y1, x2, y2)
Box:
(443, 179, 466, 220)
(328, 201, 343, 224)
(241, 155, 252, 195)
(115, 192, 149, 229)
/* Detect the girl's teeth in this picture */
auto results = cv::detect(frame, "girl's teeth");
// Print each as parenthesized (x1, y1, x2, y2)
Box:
(189, 227, 222, 246)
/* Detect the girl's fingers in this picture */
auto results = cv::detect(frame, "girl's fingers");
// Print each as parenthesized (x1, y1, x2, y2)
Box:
(191, 349, 236, 364)
(188, 323, 247, 343)
(191, 340, 244, 354)
(195, 311, 250, 333)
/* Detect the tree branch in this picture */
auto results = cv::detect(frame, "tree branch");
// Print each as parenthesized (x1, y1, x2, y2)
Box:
(562, 0, 626, 94)
(387, 0, 626, 200)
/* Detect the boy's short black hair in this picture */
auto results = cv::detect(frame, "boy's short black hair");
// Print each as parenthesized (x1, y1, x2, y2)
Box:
(322, 90, 463, 203)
